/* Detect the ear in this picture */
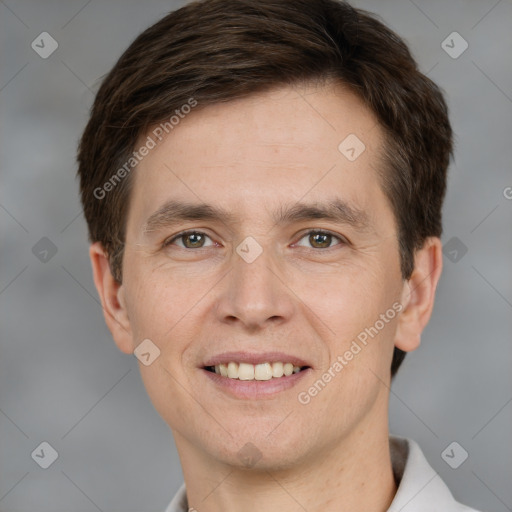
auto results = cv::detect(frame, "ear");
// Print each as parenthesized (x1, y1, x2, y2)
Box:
(89, 242, 134, 354)
(394, 237, 443, 353)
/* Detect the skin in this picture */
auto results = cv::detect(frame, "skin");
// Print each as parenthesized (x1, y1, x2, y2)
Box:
(90, 81, 442, 512)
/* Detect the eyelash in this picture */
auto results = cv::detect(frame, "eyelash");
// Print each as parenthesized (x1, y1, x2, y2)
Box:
(163, 229, 347, 250)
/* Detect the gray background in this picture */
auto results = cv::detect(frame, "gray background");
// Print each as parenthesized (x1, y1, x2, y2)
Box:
(1, 0, 511, 510)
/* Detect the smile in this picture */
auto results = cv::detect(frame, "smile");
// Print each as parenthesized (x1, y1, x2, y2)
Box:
(205, 361, 308, 380)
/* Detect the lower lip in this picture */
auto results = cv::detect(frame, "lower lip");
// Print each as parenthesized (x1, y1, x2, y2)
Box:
(201, 368, 311, 399)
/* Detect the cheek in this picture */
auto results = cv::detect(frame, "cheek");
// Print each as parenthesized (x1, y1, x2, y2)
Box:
(301, 259, 400, 370)
(123, 262, 201, 353)
(123, 269, 208, 429)
(300, 270, 399, 429)
(303, 258, 394, 326)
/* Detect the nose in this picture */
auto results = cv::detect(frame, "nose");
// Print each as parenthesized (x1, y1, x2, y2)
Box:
(214, 241, 295, 330)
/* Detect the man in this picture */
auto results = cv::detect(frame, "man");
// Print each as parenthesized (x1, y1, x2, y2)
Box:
(77, 0, 480, 510)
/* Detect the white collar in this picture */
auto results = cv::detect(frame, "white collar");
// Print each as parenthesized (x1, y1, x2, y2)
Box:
(164, 436, 480, 511)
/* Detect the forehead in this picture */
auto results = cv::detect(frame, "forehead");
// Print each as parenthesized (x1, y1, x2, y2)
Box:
(127, 82, 389, 231)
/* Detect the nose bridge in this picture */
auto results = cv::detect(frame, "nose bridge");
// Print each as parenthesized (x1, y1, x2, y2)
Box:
(217, 237, 292, 327)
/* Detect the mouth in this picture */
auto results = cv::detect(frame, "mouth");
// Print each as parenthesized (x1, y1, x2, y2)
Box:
(200, 352, 312, 399)
(203, 362, 310, 380)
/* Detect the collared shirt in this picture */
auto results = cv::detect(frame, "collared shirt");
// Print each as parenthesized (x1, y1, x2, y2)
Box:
(164, 435, 481, 512)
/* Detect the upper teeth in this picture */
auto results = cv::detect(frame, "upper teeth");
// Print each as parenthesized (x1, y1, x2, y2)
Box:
(213, 362, 302, 380)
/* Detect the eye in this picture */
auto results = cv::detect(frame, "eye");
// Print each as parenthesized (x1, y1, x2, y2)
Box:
(163, 229, 346, 250)
(294, 230, 346, 249)
(164, 230, 215, 249)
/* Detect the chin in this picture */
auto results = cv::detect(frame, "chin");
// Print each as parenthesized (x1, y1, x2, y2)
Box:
(204, 429, 313, 472)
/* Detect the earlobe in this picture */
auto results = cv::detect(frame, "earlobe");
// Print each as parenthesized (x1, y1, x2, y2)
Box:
(394, 237, 443, 353)
(89, 242, 134, 354)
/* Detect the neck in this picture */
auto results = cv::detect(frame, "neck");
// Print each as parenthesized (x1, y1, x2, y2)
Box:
(174, 405, 397, 512)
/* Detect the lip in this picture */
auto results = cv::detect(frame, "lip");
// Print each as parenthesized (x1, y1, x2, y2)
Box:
(201, 366, 312, 399)
(202, 351, 312, 367)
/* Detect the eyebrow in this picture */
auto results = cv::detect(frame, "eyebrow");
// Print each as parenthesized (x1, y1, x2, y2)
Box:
(142, 198, 372, 234)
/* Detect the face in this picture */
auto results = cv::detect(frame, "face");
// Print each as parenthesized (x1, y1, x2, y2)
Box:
(102, 82, 414, 469)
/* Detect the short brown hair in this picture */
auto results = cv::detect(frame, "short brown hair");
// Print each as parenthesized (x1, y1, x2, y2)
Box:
(77, 0, 453, 377)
